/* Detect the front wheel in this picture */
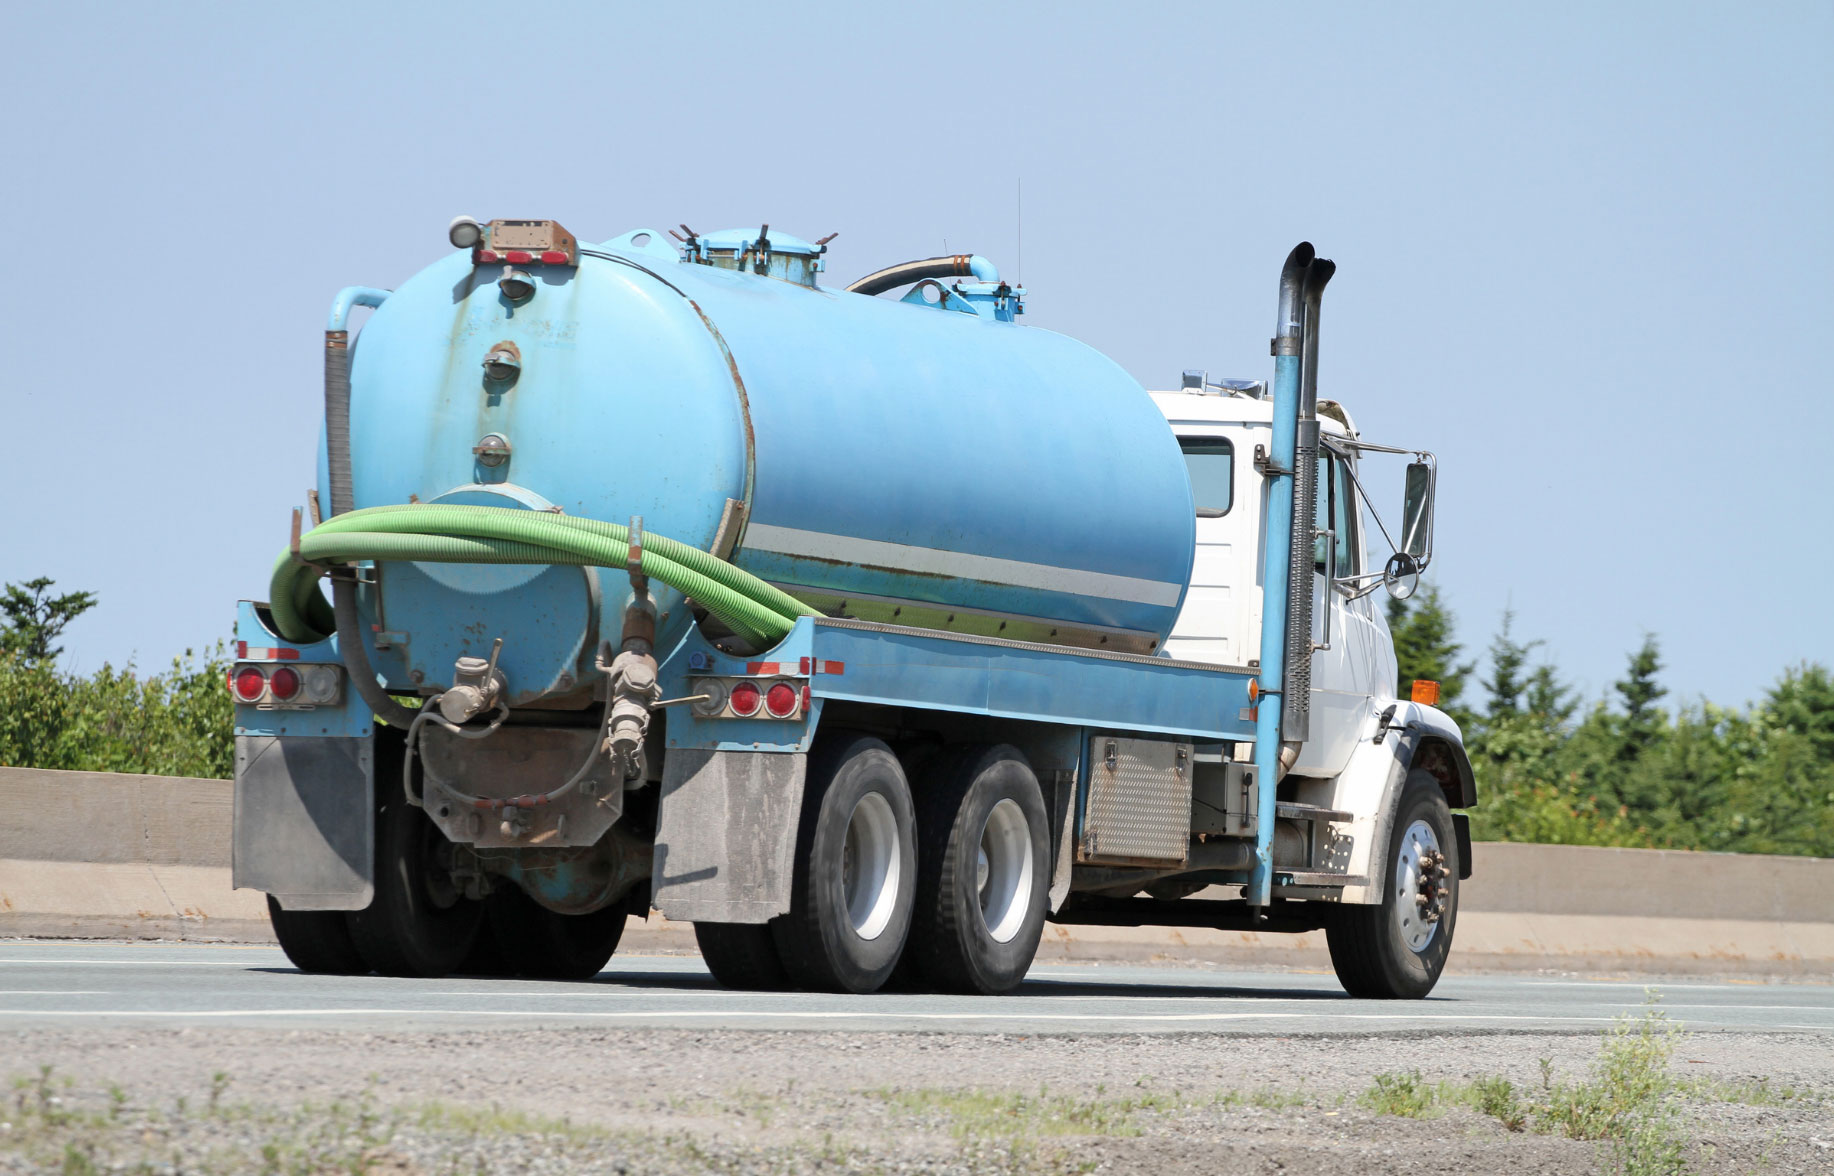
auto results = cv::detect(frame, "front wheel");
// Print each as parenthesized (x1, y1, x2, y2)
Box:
(1325, 771, 1459, 999)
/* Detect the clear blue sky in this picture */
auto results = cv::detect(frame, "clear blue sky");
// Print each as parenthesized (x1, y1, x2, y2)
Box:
(5, 2, 1829, 710)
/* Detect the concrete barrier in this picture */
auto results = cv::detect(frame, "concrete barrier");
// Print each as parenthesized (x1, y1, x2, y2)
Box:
(3, 766, 1830, 977)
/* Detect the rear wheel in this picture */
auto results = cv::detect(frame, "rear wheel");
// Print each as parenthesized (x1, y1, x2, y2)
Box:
(695, 922, 790, 990)
(266, 896, 369, 975)
(772, 734, 917, 993)
(483, 885, 626, 980)
(905, 746, 1050, 994)
(346, 795, 482, 978)
(1326, 771, 1459, 999)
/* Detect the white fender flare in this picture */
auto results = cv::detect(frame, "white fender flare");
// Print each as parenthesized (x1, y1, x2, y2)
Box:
(1316, 702, 1475, 905)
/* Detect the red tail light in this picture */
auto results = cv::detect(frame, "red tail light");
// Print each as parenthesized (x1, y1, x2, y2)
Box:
(268, 666, 301, 701)
(728, 681, 763, 717)
(765, 681, 798, 718)
(232, 666, 267, 702)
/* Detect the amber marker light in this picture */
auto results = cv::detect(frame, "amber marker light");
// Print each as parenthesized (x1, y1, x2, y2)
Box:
(1410, 679, 1441, 705)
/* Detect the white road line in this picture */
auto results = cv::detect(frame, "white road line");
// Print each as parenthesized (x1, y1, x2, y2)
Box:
(0, 991, 111, 996)
(0, 1007, 1632, 1025)
(0, 959, 260, 967)
(1521, 981, 1816, 991)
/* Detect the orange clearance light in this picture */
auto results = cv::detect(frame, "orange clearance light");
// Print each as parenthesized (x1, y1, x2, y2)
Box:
(1247, 679, 1259, 703)
(1411, 679, 1441, 705)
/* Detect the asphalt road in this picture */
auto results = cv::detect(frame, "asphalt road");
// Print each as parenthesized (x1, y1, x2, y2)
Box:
(3, 939, 1830, 1036)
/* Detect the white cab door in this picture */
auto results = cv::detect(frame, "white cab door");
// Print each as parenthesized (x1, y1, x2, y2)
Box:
(1294, 450, 1378, 777)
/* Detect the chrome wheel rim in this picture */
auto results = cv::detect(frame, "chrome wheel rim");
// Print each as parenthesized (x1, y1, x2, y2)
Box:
(842, 791, 900, 941)
(977, 799, 1034, 944)
(1393, 819, 1448, 953)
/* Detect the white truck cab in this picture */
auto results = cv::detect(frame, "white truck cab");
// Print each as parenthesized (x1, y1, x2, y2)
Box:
(1152, 387, 1399, 780)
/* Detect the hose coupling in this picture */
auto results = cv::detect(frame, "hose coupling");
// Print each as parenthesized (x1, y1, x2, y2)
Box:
(439, 637, 506, 724)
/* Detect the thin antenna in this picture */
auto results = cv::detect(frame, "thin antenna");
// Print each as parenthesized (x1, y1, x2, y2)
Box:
(1017, 177, 1023, 285)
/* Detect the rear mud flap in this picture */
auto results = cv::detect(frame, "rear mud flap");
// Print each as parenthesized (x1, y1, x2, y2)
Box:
(652, 749, 805, 924)
(233, 735, 373, 910)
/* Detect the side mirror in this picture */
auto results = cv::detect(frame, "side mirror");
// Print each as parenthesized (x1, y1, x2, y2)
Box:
(1400, 461, 1434, 563)
(1383, 552, 1421, 600)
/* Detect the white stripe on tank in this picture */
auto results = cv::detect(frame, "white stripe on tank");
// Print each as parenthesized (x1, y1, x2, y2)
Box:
(740, 523, 1184, 608)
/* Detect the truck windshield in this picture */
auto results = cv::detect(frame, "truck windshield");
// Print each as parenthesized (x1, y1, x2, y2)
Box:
(1181, 439, 1233, 517)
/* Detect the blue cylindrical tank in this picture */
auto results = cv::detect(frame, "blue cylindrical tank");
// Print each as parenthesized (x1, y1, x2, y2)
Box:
(327, 227, 1194, 703)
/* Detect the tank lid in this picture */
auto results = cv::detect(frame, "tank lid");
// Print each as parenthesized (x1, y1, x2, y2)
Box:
(682, 224, 832, 287)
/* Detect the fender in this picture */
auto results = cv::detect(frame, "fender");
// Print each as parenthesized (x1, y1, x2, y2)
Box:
(1301, 701, 1474, 905)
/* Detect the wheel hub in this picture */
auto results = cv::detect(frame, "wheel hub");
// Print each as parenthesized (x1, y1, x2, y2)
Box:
(1392, 820, 1449, 953)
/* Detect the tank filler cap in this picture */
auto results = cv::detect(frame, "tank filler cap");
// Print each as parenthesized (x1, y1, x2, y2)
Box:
(681, 224, 831, 288)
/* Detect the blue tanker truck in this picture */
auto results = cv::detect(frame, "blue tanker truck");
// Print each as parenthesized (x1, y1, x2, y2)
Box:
(230, 218, 1475, 998)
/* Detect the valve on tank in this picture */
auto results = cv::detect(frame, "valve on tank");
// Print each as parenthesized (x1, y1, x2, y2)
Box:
(438, 638, 506, 725)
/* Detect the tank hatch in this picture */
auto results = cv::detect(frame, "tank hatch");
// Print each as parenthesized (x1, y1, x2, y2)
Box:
(680, 224, 832, 287)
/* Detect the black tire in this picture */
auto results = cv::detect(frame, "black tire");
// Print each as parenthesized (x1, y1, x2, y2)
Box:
(345, 795, 482, 978)
(694, 922, 790, 990)
(483, 885, 626, 981)
(266, 895, 370, 975)
(1326, 771, 1459, 999)
(905, 745, 1051, 995)
(771, 734, 917, 993)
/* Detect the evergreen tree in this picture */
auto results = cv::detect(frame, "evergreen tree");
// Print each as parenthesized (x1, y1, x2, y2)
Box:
(1764, 663, 1834, 760)
(1479, 610, 1539, 719)
(1384, 583, 1473, 719)
(0, 578, 98, 663)
(1614, 635, 1668, 763)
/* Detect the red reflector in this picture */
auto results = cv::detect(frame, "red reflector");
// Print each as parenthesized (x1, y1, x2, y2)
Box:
(232, 666, 267, 702)
(476, 249, 500, 263)
(538, 250, 570, 265)
(505, 250, 534, 264)
(799, 657, 810, 675)
(236, 641, 248, 658)
(765, 682, 798, 718)
(268, 666, 301, 701)
(728, 681, 763, 717)
(801, 684, 812, 712)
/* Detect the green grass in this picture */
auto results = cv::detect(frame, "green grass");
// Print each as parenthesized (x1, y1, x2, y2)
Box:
(1356, 993, 1822, 1176)
(871, 1085, 1187, 1140)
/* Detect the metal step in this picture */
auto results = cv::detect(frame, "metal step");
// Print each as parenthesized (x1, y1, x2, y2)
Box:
(1274, 801, 1355, 823)
(1275, 870, 1368, 888)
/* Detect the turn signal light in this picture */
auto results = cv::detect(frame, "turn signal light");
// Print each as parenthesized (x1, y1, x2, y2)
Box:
(1411, 679, 1441, 705)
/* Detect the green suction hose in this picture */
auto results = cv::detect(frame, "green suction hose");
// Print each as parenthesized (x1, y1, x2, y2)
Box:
(270, 503, 818, 650)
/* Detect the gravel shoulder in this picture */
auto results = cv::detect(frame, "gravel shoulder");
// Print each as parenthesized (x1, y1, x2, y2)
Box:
(4, 1026, 1830, 1175)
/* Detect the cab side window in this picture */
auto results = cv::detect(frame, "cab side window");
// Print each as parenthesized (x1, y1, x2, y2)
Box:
(1312, 453, 1360, 575)
(1181, 438, 1233, 518)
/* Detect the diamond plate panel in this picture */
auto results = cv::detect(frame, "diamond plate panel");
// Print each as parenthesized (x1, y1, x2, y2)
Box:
(1079, 737, 1193, 866)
